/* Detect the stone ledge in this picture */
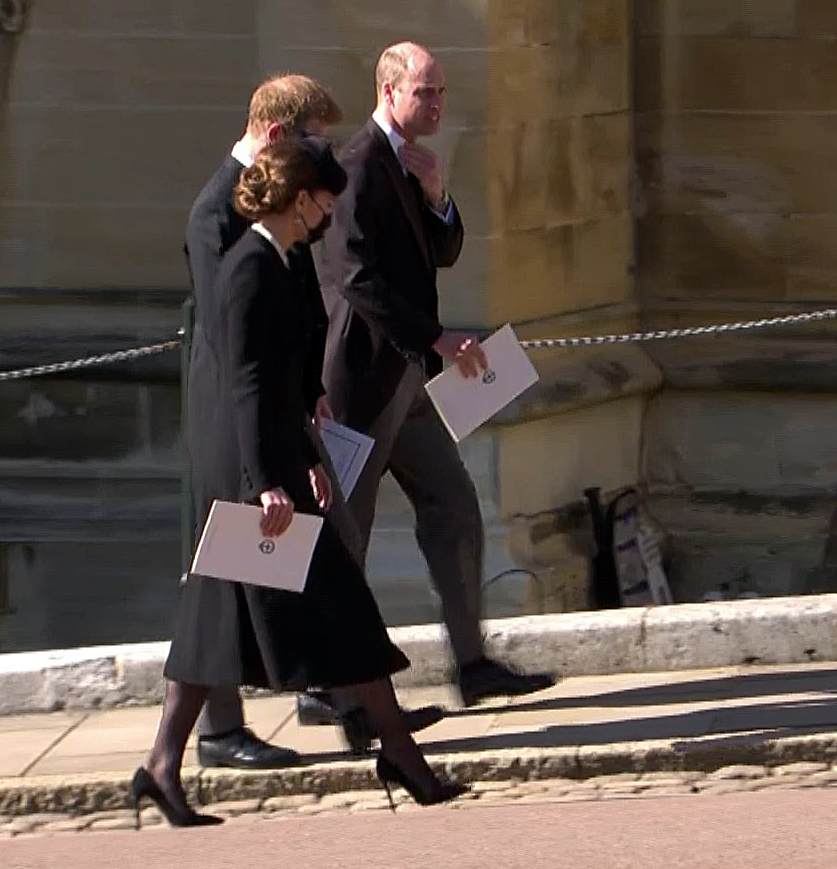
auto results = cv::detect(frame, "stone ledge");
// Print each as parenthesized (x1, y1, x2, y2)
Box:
(3, 595, 837, 715)
(3, 733, 837, 817)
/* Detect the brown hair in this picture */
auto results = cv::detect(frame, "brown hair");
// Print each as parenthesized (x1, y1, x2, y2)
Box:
(247, 74, 342, 135)
(234, 136, 347, 222)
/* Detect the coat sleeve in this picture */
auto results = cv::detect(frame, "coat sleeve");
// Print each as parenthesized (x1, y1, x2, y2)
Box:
(298, 250, 328, 414)
(423, 198, 464, 268)
(223, 256, 279, 499)
(323, 157, 444, 356)
(184, 200, 228, 310)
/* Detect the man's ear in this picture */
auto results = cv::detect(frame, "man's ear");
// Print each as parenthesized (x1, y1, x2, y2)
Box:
(382, 82, 395, 107)
(265, 122, 285, 143)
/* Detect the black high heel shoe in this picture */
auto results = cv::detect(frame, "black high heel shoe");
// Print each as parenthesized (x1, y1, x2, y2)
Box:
(376, 754, 469, 811)
(130, 767, 223, 829)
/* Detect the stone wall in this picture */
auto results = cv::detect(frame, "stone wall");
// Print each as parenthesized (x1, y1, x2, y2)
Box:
(635, 0, 837, 600)
(0, 0, 646, 650)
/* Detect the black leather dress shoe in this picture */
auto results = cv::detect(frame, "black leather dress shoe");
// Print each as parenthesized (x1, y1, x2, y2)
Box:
(340, 704, 445, 755)
(457, 657, 556, 707)
(197, 726, 301, 770)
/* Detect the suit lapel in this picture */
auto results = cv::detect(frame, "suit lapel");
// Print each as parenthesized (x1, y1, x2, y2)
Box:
(367, 120, 432, 268)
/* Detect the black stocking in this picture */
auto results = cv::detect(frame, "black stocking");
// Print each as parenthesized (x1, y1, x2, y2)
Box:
(350, 677, 441, 797)
(146, 680, 209, 811)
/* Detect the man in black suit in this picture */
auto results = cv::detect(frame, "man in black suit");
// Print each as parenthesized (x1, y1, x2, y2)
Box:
(315, 43, 555, 707)
(185, 75, 348, 770)
(185, 74, 440, 768)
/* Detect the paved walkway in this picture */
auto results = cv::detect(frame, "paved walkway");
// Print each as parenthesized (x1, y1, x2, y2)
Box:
(5, 791, 837, 869)
(4, 660, 837, 780)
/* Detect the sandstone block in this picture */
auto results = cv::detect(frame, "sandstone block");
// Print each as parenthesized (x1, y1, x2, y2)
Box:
(635, 0, 796, 38)
(637, 113, 837, 218)
(637, 37, 837, 113)
(487, 45, 628, 125)
(486, 115, 630, 233)
(488, 216, 633, 325)
(642, 391, 837, 491)
(497, 395, 643, 517)
(488, 0, 627, 48)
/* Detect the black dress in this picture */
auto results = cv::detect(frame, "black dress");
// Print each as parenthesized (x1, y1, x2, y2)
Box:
(165, 229, 408, 690)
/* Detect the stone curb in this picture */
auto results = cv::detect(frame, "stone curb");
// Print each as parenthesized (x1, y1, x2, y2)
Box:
(3, 733, 837, 818)
(2, 594, 837, 715)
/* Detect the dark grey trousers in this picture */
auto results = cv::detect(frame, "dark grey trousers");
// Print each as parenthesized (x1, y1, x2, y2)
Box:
(346, 362, 485, 668)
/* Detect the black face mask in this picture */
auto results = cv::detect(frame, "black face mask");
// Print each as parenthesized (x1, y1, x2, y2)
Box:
(302, 195, 331, 244)
(304, 212, 331, 244)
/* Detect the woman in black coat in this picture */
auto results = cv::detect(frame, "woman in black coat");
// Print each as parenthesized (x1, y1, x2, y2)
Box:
(133, 137, 467, 826)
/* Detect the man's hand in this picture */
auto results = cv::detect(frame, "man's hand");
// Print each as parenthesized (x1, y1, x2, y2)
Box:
(259, 487, 294, 537)
(432, 330, 488, 378)
(314, 395, 334, 431)
(309, 463, 333, 512)
(399, 142, 445, 208)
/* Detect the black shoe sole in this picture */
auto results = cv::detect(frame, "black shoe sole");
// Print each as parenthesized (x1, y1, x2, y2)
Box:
(460, 676, 556, 708)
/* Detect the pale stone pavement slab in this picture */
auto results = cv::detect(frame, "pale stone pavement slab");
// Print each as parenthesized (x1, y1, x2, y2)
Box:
(0, 662, 835, 780)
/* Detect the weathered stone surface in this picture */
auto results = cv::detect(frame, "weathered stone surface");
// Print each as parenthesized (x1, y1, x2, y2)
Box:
(643, 335, 837, 392)
(203, 799, 262, 817)
(488, 45, 628, 123)
(638, 214, 789, 303)
(488, 0, 627, 48)
(28, 0, 254, 34)
(707, 764, 766, 780)
(486, 115, 630, 233)
(488, 215, 633, 324)
(261, 0, 489, 51)
(635, 0, 797, 38)
(798, 0, 837, 38)
(7, 33, 256, 116)
(498, 344, 662, 424)
(642, 598, 837, 671)
(637, 37, 837, 113)
(497, 395, 643, 517)
(0, 381, 179, 463)
(773, 761, 829, 777)
(261, 794, 318, 812)
(643, 391, 837, 492)
(637, 113, 837, 219)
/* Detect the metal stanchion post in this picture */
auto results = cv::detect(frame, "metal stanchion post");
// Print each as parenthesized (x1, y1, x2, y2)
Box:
(180, 297, 196, 577)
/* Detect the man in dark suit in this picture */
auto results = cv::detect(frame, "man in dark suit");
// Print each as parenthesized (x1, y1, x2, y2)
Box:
(185, 74, 342, 770)
(185, 74, 439, 768)
(315, 43, 556, 707)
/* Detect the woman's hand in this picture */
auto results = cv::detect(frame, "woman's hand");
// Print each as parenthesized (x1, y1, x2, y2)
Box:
(309, 463, 333, 512)
(259, 487, 294, 536)
(314, 395, 334, 431)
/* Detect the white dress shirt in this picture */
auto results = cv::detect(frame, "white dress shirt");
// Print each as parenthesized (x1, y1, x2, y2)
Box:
(231, 139, 253, 168)
(371, 110, 454, 224)
(251, 222, 290, 269)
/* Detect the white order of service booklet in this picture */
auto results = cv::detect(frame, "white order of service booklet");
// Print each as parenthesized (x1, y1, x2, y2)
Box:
(318, 419, 375, 499)
(424, 324, 539, 442)
(190, 500, 323, 592)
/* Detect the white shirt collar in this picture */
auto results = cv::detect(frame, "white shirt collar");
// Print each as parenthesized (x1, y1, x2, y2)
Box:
(251, 223, 289, 269)
(230, 139, 253, 168)
(372, 109, 407, 171)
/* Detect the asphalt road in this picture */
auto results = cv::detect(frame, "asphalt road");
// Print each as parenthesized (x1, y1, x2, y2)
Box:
(3, 789, 837, 869)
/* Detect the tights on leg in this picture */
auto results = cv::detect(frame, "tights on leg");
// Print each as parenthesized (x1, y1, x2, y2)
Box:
(146, 680, 209, 812)
(350, 677, 440, 797)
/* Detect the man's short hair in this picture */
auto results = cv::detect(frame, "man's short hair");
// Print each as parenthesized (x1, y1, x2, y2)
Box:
(375, 44, 413, 96)
(247, 74, 342, 134)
